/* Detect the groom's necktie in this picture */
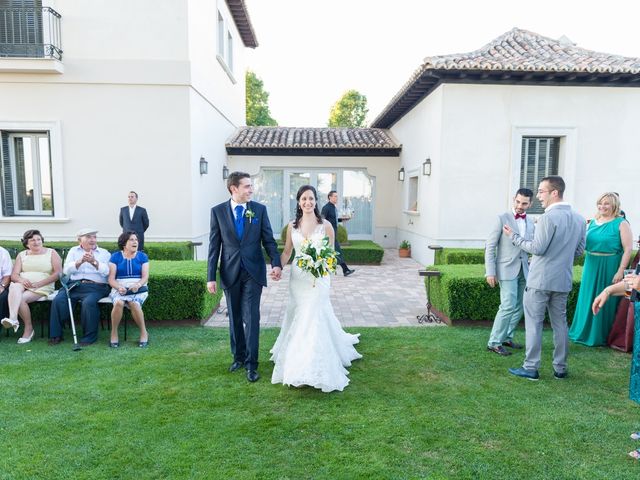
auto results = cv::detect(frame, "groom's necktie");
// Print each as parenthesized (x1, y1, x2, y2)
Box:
(234, 205, 244, 240)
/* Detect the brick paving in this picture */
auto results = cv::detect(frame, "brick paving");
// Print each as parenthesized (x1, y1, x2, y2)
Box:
(204, 249, 445, 328)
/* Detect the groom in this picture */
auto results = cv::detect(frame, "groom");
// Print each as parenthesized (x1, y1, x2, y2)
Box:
(207, 171, 282, 382)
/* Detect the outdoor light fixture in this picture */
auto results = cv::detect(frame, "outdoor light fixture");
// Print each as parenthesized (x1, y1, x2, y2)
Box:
(222, 165, 229, 180)
(398, 167, 405, 181)
(199, 156, 208, 175)
(422, 158, 432, 176)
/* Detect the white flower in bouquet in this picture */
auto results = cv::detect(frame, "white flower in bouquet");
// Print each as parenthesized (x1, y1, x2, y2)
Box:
(294, 235, 338, 283)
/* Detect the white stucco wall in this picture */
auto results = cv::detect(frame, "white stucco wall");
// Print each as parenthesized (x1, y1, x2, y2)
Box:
(226, 155, 401, 247)
(0, 0, 249, 249)
(387, 87, 443, 266)
(391, 82, 640, 265)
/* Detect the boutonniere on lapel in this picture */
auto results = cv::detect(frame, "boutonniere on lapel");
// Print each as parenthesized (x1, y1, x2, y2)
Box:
(245, 208, 256, 224)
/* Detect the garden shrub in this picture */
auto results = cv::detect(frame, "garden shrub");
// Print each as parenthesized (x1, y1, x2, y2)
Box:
(433, 247, 603, 267)
(426, 264, 583, 322)
(0, 241, 193, 261)
(23, 261, 221, 325)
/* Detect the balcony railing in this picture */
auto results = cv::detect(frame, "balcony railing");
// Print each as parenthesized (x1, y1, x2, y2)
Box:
(0, 6, 62, 61)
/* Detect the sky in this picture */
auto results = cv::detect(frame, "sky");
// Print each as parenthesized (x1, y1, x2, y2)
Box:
(244, 0, 640, 127)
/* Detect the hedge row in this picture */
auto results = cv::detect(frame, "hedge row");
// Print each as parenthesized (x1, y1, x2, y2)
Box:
(426, 264, 583, 323)
(433, 247, 640, 267)
(263, 240, 384, 265)
(23, 261, 221, 324)
(0, 241, 194, 261)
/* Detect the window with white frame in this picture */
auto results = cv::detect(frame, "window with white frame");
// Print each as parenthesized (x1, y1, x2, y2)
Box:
(226, 31, 233, 72)
(217, 11, 224, 58)
(520, 137, 559, 214)
(1, 131, 53, 216)
(407, 175, 418, 212)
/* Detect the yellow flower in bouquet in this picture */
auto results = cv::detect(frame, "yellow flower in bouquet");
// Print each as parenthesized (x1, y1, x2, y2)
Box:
(294, 235, 338, 281)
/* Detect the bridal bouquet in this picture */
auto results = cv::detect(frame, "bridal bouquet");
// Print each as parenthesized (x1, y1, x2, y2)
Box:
(295, 235, 338, 281)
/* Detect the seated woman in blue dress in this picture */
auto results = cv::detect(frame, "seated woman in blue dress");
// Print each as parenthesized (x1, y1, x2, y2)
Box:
(108, 231, 149, 348)
(592, 267, 640, 459)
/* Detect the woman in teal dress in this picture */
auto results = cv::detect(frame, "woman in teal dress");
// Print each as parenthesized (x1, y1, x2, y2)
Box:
(570, 193, 632, 346)
(592, 268, 640, 458)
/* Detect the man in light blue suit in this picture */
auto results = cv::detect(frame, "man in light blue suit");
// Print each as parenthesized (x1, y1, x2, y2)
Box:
(485, 188, 535, 356)
(504, 176, 585, 380)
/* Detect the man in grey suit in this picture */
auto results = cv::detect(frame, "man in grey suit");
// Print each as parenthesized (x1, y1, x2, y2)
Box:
(119, 191, 150, 251)
(504, 176, 585, 380)
(485, 188, 534, 356)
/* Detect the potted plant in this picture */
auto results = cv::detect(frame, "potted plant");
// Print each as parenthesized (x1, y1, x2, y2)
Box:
(399, 240, 411, 258)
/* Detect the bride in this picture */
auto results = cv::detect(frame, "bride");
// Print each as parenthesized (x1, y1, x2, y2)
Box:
(270, 185, 362, 392)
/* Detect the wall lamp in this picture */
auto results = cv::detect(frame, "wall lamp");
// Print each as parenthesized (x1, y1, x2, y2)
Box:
(222, 165, 229, 180)
(422, 158, 432, 176)
(199, 156, 208, 175)
(398, 167, 405, 182)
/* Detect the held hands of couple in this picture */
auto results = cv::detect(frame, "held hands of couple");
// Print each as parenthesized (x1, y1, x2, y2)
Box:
(207, 267, 283, 295)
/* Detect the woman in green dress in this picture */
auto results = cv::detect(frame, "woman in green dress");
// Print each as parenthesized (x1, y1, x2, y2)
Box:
(570, 193, 632, 346)
(592, 268, 640, 458)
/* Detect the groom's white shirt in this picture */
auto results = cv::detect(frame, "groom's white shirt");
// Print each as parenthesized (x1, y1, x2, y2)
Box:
(230, 199, 246, 219)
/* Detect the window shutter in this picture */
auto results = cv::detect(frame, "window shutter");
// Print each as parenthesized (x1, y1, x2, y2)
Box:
(0, 132, 15, 216)
(520, 137, 559, 214)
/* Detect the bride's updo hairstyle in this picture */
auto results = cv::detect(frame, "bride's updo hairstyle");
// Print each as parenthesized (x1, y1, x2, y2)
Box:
(293, 185, 323, 229)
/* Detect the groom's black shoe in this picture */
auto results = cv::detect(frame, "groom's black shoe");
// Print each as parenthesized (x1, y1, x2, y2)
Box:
(229, 361, 243, 372)
(247, 370, 260, 382)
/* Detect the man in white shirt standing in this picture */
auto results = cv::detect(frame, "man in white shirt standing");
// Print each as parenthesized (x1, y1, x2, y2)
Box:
(485, 188, 535, 356)
(0, 246, 12, 321)
(119, 191, 150, 251)
(48, 228, 111, 346)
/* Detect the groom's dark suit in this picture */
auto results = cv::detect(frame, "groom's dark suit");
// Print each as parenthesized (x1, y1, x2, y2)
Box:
(207, 200, 281, 371)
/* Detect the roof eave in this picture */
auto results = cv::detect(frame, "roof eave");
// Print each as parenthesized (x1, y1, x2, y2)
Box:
(226, 147, 402, 157)
(226, 0, 258, 48)
(371, 69, 640, 128)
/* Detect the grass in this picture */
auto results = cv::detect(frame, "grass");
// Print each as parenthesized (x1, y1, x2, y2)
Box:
(0, 326, 638, 479)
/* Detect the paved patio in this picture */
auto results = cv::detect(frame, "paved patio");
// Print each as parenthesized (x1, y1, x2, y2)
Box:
(204, 249, 445, 328)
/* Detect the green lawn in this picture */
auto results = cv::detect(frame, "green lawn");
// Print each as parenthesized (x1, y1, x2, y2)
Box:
(1, 326, 638, 479)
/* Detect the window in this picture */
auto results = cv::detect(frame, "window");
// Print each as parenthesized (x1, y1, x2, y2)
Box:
(1, 131, 53, 216)
(251, 168, 374, 238)
(520, 137, 559, 213)
(226, 31, 233, 72)
(216, 11, 224, 58)
(407, 175, 418, 212)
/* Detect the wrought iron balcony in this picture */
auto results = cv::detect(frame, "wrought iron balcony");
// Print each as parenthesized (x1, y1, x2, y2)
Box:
(0, 6, 62, 61)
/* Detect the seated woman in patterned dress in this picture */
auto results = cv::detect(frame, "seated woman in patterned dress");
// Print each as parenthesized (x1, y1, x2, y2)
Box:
(107, 231, 150, 348)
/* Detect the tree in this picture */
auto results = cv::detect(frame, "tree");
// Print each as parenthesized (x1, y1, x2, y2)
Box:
(246, 70, 277, 126)
(327, 89, 368, 127)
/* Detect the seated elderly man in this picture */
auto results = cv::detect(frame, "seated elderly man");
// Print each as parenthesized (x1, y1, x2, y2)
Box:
(0, 246, 11, 320)
(48, 228, 111, 346)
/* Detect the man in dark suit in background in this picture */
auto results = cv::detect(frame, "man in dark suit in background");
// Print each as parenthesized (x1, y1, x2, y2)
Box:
(207, 171, 282, 382)
(321, 191, 355, 276)
(119, 191, 150, 251)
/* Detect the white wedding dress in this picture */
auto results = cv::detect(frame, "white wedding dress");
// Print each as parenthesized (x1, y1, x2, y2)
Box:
(270, 223, 362, 392)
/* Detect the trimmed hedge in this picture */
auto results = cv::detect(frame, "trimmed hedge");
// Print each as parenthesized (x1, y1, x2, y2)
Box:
(0, 241, 194, 261)
(426, 264, 583, 323)
(264, 239, 384, 265)
(21, 260, 222, 324)
(432, 247, 637, 268)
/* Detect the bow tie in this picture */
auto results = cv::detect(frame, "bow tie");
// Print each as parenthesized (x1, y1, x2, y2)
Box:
(515, 213, 526, 220)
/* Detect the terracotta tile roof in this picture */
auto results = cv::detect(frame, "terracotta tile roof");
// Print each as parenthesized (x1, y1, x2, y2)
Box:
(424, 28, 640, 74)
(226, 127, 401, 156)
(372, 28, 640, 128)
(226, 0, 258, 48)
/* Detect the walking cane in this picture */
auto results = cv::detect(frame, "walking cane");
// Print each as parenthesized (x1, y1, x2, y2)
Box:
(59, 274, 81, 351)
